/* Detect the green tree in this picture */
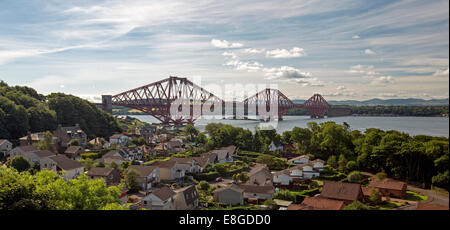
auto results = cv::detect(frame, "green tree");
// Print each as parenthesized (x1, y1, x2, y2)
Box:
(213, 163, 228, 176)
(347, 171, 363, 184)
(0, 167, 122, 210)
(184, 124, 199, 142)
(123, 169, 141, 193)
(327, 155, 337, 169)
(256, 154, 286, 171)
(263, 200, 278, 210)
(99, 203, 129, 210)
(374, 172, 387, 181)
(237, 172, 250, 184)
(6, 156, 31, 172)
(343, 201, 371, 210)
(36, 131, 56, 153)
(273, 190, 296, 202)
(197, 181, 210, 191)
(369, 188, 382, 205)
(432, 170, 449, 190)
(108, 161, 119, 170)
(346, 161, 358, 172)
(338, 154, 347, 172)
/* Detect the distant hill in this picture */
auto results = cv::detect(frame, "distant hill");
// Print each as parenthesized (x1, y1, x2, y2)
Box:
(293, 98, 449, 106)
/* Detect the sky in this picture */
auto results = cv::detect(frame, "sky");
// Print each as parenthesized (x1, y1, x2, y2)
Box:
(0, 0, 448, 102)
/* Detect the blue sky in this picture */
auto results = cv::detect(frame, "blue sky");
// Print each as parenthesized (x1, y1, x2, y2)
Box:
(0, 0, 448, 102)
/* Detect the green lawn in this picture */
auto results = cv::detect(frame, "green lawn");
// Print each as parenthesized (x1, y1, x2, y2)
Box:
(374, 201, 405, 210)
(405, 190, 428, 201)
(313, 179, 324, 186)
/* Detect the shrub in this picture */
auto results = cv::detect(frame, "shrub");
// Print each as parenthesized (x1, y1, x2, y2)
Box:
(369, 188, 382, 205)
(347, 171, 363, 183)
(375, 172, 387, 181)
(81, 152, 100, 160)
(7, 156, 31, 172)
(273, 190, 296, 202)
(343, 201, 371, 210)
(197, 181, 210, 190)
(193, 171, 220, 181)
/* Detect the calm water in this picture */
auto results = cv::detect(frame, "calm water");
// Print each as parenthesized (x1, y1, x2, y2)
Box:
(130, 115, 449, 137)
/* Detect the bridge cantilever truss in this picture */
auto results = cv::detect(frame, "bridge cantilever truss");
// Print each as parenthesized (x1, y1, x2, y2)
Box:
(110, 76, 331, 124)
(112, 76, 223, 124)
(243, 88, 331, 120)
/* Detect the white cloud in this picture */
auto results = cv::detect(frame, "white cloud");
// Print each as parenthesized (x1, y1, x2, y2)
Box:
(293, 78, 325, 87)
(265, 47, 306, 59)
(348, 65, 379, 76)
(352, 35, 360, 39)
(211, 39, 243, 48)
(263, 66, 312, 80)
(433, 68, 449, 77)
(371, 76, 395, 85)
(244, 48, 265, 54)
(0, 45, 94, 65)
(364, 49, 377, 55)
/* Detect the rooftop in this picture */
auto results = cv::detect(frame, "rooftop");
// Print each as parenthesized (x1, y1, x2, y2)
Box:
(321, 181, 362, 202)
(49, 155, 83, 170)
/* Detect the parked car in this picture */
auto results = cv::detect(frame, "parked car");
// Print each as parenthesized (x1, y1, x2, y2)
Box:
(215, 177, 223, 182)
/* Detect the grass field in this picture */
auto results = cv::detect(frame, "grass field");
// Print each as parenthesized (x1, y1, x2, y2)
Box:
(405, 190, 428, 201)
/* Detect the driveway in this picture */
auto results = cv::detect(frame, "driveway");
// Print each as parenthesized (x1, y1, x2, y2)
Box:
(361, 171, 449, 208)
(407, 185, 449, 207)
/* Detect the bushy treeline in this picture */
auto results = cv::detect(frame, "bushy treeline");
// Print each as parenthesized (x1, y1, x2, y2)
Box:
(286, 105, 449, 117)
(0, 81, 121, 139)
(343, 105, 448, 116)
(201, 122, 449, 189)
(47, 93, 121, 138)
(0, 166, 125, 210)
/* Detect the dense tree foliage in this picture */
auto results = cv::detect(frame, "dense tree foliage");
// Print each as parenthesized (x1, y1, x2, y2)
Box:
(6, 156, 31, 172)
(0, 166, 123, 210)
(0, 82, 121, 139)
(203, 121, 448, 189)
(123, 169, 141, 193)
(47, 93, 121, 138)
(286, 105, 448, 117)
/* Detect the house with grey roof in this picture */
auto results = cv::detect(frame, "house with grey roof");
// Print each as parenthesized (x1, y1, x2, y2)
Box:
(53, 124, 87, 148)
(128, 165, 160, 191)
(8, 145, 38, 159)
(41, 155, 84, 180)
(142, 186, 176, 210)
(213, 184, 244, 205)
(174, 185, 199, 210)
(240, 184, 275, 203)
(87, 167, 120, 186)
(246, 163, 273, 186)
(64, 146, 84, 159)
(0, 139, 12, 156)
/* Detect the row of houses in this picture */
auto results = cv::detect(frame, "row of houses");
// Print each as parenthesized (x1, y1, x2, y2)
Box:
(7, 145, 84, 180)
(273, 159, 325, 185)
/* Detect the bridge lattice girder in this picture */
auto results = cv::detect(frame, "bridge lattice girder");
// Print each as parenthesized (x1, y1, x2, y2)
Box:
(112, 77, 223, 124)
(111, 77, 331, 123)
(243, 88, 296, 119)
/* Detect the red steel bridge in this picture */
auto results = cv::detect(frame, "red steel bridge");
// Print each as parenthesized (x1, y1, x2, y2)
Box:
(106, 76, 330, 124)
